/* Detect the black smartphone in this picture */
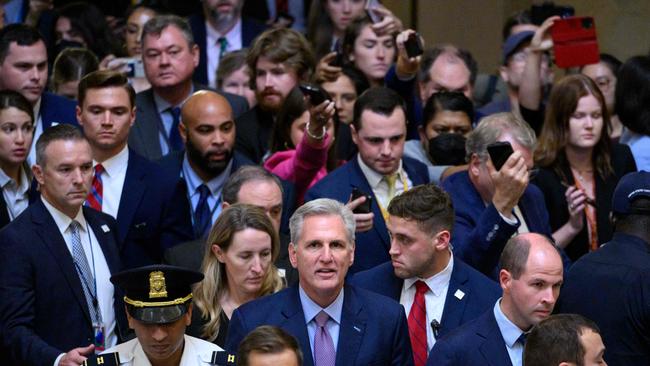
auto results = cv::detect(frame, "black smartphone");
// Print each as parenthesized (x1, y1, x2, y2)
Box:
(531, 2, 575, 25)
(487, 141, 514, 171)
(351, 187, 372, 214)
(299, 83, 330, 106)
(329, 40, 345, 67)
(404, 33, 423, 58)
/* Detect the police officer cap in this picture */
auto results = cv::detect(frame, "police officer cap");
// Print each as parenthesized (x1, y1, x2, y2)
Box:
(111, 265, 204, 324)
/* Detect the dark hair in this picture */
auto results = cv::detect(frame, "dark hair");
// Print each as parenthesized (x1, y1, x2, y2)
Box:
(222, 166, 283, 205)
(340, 65, 370, 96)
(502, 9, 532, 40)
(0, 24, 45, 64)
(78, 70, 136, 108)
(422, 91, 475, 129)
(0, 89, 34, 123)
(341, 15, 396, 84)
(216, 49, 248, 89)
(237, 325, 303, 366)
(417, 45, 478, 87)
(524, 314, 602, 366)
(247, 28, 315, 90)
(387, 183, 454, 236)
(141, 15, 195, 47)
(580, 53, 622, 77)
(615, 55, 650, 135)
(52, 48, 99, 94)
(35, 124, 84, 166)
(306, 0, 337, 61)
(54, 2, 121, 60)
(535, 74, 613, 180)
(352, 87, 406, 131)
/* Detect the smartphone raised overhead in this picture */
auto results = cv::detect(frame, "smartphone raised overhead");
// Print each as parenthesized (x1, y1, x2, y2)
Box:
(551, 16, 600, 68)
(487, 141, 514, 171)
(298, 83, 330, 106)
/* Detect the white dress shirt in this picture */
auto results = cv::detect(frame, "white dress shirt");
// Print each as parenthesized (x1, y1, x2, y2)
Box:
(0, 165, 30, 220)
(205, 18, 243, 88)
(95, 146, 129, 219)
(356, 155, 412, 212)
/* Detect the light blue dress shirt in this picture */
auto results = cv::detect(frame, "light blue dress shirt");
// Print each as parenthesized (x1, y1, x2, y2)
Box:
(299, 285, 344, 356)
(493, 299, 527, 366)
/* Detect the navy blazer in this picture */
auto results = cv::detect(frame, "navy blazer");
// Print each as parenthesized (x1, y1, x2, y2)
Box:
(442, 171, 553, 278)
(556, 232, 650, 365)
(351, 259, 500, 339)
(226, 285, 414, 366)
(305, 156, 430, 273)
(129, 86, 248, 161)
(0, 168, 38, 230)
(0, 199, 126, 366)
(40, 91, 78, 128)
(426, 308, 512, 366)
(189, 12, 267, 86)
(116, 150, 194, 268)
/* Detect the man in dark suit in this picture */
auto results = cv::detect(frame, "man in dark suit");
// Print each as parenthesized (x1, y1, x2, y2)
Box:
(442, 112, 552, 279)
(226, 198, 414, 365)
(235, 27, 314, 163)
(351, 184, 500, 366)
(427, 233, 564, 366)
(555, 171, 650, 366)
(0, 24, 77, 165)
(189, 0, 267, 88)
(305, 87, 429, 273)
(129, 15, 248, 161)
(0, 125, 125, 366)
(76, 70, 193, 269)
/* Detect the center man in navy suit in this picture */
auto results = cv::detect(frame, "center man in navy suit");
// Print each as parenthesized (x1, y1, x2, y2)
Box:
(427, 232, 564, 366)
(226, 198, 414, 365)
(76, 70, 194, 269)
(0, 125, 125, 366)
(305, 87, 429, 273)
(351, 183, 500, 366)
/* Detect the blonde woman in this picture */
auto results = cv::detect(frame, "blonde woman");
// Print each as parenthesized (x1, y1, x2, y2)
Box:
(191, 204, 284, 345)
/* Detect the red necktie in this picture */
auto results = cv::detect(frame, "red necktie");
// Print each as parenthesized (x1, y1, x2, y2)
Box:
(408, 280, 428, 366)
(86, 164, 104, 211)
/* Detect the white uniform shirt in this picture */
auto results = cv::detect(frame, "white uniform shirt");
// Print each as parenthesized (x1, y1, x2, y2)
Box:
(103, 335, 225, 365)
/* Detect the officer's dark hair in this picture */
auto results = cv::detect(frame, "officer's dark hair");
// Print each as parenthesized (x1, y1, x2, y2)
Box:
(35, 124, 85, 167)
(0, 24, 45, 64)
(222, 166, 283, 205)
(237, 325, 303, 366)
(352, 87, 406, 132)
(524, 314, 602, 366)
(387, 183, 454, 236)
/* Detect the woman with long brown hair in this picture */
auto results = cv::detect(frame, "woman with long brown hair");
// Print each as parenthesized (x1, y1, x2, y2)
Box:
(533, 74, 636, 261)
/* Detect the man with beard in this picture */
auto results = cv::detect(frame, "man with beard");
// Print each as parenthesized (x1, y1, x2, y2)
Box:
(129, 15, 248, 161)
(76, 70, 193, 268)
(235, 27, 315, 163)
(189, 0, 267, 88)
(159, 90, 254, 239)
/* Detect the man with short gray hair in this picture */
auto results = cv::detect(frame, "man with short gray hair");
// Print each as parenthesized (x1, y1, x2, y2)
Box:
(442, 112, 552, 279)
(226, 198, 414, 365)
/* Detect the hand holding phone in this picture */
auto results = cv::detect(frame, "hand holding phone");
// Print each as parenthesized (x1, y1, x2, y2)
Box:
(551, 16, 600, 68)
(487, 141, 514, 171)
(299, 83, 330, 106)
(351, 187, 372, 214)
(404, 32, 424, 58)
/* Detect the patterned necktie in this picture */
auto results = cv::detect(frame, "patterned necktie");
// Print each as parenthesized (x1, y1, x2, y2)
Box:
(217, 37, 228, 59)
(194, 184, 212, 238)
(168, 106, 183, 151)
(408, 280, 428, 366)
(86, 164, 104, 211)
(313, 311, 335, 366)
(69, 221, 102, 323)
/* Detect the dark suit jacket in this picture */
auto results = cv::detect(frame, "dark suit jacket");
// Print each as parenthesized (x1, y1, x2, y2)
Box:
(234, 105, 275, 164)
(442, 171, 553, 278)
(0, 168, 38, 230)
(531, 143, 637, 260)
(189, 12, 267, 86)
(40, 91, 78, 128)
(556, 232, 650, 365)
(304, 156, 430, 273)
(226, 285, 414, 366)
(129, 86, 248, 161)
(0, 199, 126, 366)
(116, 150, 194, 268)
(426, 308, 512, 366)
(351, 259, 501, 339)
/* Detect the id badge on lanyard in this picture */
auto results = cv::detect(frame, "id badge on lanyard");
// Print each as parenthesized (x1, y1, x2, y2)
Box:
(93, 322, 106, 352)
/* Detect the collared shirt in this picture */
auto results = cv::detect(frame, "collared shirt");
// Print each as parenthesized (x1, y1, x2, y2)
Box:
(27, 98, 43, 166)
(0, 165, 30, 221)
(181, 154, 233, 228)
(356, 155, 412, 211)
(95, 146, 129, 219)
(493, 298, 527, 366)
(299, 285, 344, 355)
(205, 18, 242, 89)
(153, 88, 194, 156)
(496, 204, 530, 235)
(41, 198, 117, 366)
(400, 254, 454, 350)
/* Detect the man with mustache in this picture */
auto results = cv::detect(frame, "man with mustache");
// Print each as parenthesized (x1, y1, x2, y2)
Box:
(159, 90, 254, 240)
(76, 70, 193, 268)
(426, 232, 564, 366)
(189, 0, 267, 88)
(235, 27, 315, 163)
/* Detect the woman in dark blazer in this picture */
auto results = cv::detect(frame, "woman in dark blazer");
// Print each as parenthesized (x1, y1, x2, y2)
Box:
(533, 74, 636, 261)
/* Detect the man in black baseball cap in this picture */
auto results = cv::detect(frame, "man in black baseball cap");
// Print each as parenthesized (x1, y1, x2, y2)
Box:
(556, 171, 650, 365)
(97, 265, 235, 365)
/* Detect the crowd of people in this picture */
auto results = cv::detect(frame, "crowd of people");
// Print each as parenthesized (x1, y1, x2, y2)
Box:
(0, 1, 649, 365)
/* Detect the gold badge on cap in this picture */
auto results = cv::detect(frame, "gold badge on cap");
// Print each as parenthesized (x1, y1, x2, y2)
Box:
(149, 271, 168, 299)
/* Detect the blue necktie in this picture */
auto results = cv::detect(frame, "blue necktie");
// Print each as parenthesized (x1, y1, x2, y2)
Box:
(69, 221, 102, 323)
(194, 184, 212, 238)
(168, 106, 183, 151)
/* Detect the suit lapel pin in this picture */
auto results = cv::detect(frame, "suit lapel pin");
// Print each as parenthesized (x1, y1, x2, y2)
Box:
(454, 289, 465, 300)
(101, 224, 110, 233)
(353, 325, 362, 333)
